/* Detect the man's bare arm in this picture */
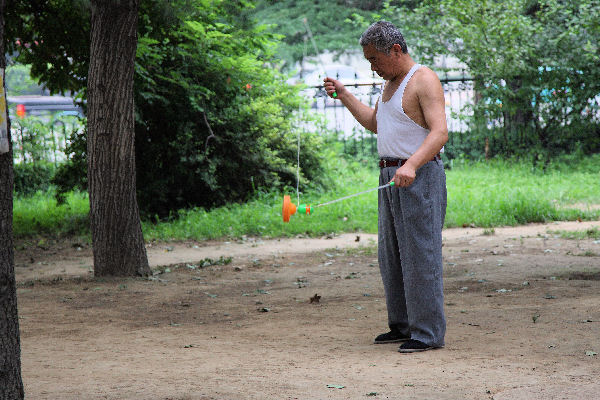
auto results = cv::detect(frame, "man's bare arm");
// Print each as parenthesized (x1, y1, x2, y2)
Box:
(323, 77, 378, 133)
(404, 68, 448, 171)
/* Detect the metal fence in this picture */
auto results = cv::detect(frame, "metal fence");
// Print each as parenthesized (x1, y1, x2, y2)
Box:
(11, 116, 83, 165)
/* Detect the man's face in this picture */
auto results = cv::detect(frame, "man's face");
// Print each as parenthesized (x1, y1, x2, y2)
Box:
(362, 44, 398, 81)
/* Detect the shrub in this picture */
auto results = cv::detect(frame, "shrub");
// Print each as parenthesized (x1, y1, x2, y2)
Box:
(133, 1, 326, 218)
(13, 162, 55, 195)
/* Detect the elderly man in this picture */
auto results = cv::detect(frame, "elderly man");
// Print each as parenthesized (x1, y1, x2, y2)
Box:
(324, 20, 448, 353)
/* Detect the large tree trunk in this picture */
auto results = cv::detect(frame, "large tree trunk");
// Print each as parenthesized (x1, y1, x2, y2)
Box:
(88, 0, 150, 276)
(0, 0, 25, 397)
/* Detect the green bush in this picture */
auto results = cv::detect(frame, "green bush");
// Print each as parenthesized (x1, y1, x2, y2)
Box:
(51, 125, 88, 204)
(133, 1, 326, 218)
(13, 162, 55, 195)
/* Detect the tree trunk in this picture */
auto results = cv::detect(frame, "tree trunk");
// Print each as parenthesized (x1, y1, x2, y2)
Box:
(88, 0, 150, 276)
(0, 0, 25, 397)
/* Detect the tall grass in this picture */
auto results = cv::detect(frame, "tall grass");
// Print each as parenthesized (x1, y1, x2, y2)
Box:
(12, 155, 600, 240)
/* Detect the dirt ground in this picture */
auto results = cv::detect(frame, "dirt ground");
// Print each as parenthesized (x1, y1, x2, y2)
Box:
(14, 220, 600, 400)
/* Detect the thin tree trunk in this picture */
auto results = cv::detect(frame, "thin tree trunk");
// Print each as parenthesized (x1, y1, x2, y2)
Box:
(88, 0, 150, 276)
(0, 0, 25, 396)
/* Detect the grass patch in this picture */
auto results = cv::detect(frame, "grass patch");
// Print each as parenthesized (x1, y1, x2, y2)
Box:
(143, 157, 600, 240)
(12, 156, 600, 240)
(548, 226, 600, 240)
(141, 163, 381, 241)
(445, 158, 600, 228)
(13, 190, 89, 238)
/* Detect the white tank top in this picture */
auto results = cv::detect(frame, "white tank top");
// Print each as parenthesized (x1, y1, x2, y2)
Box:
(376, 64, 430, 159)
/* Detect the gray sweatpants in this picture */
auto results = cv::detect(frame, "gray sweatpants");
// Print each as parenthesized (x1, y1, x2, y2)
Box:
(378, 159, 447, 347)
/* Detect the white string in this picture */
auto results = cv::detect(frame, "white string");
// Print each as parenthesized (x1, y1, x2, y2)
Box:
(314, 183, 392, 208)
(302, 18, 327, 71)
(296, 109, 301, 206)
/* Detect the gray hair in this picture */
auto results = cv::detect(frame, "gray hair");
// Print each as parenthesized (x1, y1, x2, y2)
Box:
(359, 21, 408, 54)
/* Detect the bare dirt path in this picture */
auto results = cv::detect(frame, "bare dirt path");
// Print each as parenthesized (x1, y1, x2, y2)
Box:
(15, 220, 600, 399)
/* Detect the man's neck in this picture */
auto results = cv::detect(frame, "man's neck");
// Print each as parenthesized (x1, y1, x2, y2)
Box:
(389, 55, 416, 84)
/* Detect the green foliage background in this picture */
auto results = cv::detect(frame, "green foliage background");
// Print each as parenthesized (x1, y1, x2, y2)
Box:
(13, 163, 55, 195)
(4, 64, 44, 95)
(7, 0, 327, 217)
(133, 1, 327, 216)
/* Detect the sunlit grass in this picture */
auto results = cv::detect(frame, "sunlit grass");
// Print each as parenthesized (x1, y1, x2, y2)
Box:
(141, 164, 381, 240)
(445, 158, 600, 228)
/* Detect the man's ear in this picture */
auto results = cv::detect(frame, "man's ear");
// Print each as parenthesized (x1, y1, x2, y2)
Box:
(391, 43, 403, 56)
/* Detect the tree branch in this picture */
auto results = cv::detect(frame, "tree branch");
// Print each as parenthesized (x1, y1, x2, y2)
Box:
(203, 111, 216, 152)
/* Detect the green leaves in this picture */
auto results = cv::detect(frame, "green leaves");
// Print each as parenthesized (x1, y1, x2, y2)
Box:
(251, 0, 378, 69)
(133, 0, 327, 217)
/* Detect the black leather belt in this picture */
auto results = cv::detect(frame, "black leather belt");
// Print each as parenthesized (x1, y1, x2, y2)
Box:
(379, 154, 440, 168)
(379, 159, 406, 168)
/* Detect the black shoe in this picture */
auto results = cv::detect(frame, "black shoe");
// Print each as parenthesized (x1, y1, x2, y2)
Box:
(398, 339, 436, 353)
(374, 330, 410, 344)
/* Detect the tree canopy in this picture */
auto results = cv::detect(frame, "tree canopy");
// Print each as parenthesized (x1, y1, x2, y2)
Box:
(251, 0, 385, 70)
(6, 0, 90, 96)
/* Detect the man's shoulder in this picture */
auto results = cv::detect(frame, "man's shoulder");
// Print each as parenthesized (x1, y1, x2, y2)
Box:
(413, 66, 443, 97)
(414, 65, 441, 84)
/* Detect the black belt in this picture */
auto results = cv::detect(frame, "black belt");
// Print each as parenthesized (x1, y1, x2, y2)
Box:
(379, 154, 440, 168)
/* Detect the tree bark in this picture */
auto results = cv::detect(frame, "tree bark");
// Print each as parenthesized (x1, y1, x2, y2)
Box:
(0, 0, 25, 397)
(88, 0, 150, 276)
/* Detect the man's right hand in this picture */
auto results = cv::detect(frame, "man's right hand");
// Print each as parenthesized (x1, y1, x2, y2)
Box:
(323, 77, 345, 99)
(323, 76, 378, 133)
